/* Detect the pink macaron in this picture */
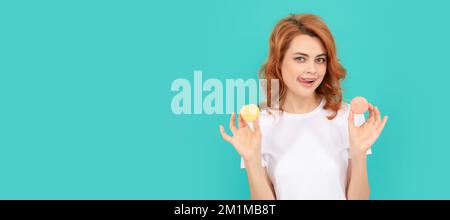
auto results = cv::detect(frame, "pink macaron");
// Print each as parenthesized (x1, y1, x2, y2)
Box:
(350, 96, 369, 114)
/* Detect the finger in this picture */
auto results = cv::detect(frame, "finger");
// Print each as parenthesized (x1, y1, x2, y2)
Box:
(219, 125, 233, 143)
(348, 109, 355, 129)
(377, 116, 388, 132)
(374, 106, 381, 124)
(253, 118, 261, 134)
(367, 104, 375, 124)
(238, 114, 247, 129)
(229, 112, 238, 135)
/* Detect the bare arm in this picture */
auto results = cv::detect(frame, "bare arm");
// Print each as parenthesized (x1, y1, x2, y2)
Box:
(346, 157, 370, 200)
(245, 159, 276, 200)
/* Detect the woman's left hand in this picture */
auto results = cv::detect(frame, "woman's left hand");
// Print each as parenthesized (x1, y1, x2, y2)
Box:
(348, 103, 388, 159)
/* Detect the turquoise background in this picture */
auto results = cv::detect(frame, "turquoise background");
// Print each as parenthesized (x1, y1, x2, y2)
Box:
(1, 0, 449, 199)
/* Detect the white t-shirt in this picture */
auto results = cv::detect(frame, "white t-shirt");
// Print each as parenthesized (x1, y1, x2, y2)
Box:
(240, 97, 371, 200)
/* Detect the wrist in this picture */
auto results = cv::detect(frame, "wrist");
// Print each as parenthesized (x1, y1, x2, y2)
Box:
(351, 153, 367, 164)
(244, 156, 262, 168)
(350, 143, 370, 158)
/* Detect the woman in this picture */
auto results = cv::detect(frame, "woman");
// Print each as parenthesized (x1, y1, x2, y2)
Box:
(219, 14, 388, 200)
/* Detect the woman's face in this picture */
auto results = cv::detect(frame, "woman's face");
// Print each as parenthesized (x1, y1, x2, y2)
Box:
(281, 34, 327, 98)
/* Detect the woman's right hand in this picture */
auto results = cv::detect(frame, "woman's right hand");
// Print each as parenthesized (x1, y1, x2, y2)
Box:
(219, 112, 262, 164)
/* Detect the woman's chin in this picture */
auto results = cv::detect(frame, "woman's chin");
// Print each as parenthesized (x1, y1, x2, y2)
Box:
(292, 88, 317, 98)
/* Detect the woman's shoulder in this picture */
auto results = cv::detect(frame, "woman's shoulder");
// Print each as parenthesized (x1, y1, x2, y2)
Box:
(339, 101, 351, 115)
(331, 101, 351, 124)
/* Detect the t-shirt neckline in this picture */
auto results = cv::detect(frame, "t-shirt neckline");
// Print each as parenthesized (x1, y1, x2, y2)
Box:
(281, 97, 326, 118)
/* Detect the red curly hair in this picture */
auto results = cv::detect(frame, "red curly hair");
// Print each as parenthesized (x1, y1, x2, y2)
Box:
(260, 14, 346, 120)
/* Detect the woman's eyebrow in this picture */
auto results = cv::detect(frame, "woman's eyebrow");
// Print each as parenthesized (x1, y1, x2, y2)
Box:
(293, 52, 309, 57)
(293, 52, 327, 57)
(315, 53, 327, 57)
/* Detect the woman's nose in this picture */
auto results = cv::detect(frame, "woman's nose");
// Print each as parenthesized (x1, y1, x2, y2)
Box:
(305, 61, 317, 74)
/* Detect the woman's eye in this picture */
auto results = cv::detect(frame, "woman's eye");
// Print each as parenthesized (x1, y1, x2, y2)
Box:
(316, 58, 326, 63)
(294, 57, 306, 62)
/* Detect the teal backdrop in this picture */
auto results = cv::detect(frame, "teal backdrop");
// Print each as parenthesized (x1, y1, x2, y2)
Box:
(1, 0, 449, 199)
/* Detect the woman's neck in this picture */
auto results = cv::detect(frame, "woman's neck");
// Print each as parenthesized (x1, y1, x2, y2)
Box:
(283, 92, 322, 114)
